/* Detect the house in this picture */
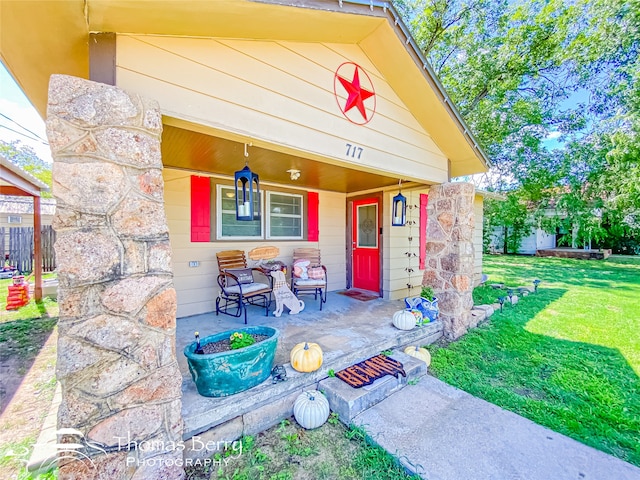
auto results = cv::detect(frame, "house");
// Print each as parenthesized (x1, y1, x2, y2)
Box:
(0, 155, 50, 298)
(0, 196, 56, 231)
(1, 1, 491, 475)
(489, 223, 557, 255)
(1, 0, 489, 317)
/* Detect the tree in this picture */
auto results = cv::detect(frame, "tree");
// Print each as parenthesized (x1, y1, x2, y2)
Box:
(396, 0, 640, 252)
(0, 140, 52, 197)
(484, 193, 531, 254)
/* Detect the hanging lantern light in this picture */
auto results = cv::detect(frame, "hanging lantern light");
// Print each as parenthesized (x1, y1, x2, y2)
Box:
(235, 143, 261, 221)
(392, 180, 406, 226)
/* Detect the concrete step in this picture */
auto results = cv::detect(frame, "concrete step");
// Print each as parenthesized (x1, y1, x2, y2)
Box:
(319, 350, 427, 424)
(181, 320, 442, 439)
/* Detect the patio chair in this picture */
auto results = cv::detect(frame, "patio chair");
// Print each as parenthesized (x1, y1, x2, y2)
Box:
(216, 250, 272, 324)
(291, 248, 328, 310)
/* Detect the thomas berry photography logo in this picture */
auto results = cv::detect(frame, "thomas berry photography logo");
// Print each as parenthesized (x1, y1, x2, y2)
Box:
(3, 428, 106, 471)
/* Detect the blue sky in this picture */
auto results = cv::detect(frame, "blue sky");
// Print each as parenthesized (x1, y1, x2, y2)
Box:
(0, 62, 52, 163)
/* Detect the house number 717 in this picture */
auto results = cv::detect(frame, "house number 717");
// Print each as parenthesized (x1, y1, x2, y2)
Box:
(345, 143, 364, 160)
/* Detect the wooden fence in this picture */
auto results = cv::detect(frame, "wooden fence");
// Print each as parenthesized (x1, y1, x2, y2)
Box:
(0, 226, 56, 273)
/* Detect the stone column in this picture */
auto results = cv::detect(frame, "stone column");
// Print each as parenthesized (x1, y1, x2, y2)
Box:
(422, 182, 476, 340)
(47, 75, 184, 479)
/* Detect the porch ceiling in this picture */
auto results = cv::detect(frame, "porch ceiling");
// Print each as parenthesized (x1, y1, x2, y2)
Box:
(162, 124, 401, 193)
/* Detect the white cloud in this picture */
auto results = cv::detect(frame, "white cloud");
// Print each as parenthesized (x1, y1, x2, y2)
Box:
(0, 97, 52, 163)
(0, 63, 52, 163)
(545, 131, 562, 140)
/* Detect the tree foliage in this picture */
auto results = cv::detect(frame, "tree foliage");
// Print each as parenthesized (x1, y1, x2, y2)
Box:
(0, 140, 52, 197)
(397, 0, 640, 252)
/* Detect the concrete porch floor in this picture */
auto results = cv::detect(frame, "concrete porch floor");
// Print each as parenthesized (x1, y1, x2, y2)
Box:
(176, 291, 443, 439)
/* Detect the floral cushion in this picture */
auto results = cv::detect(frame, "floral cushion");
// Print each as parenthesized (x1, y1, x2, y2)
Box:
(293, 259, 310, 279)
(307, 266, 325, 280)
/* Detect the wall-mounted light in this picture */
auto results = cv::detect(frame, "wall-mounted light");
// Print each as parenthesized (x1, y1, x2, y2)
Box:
(287, 169, 301, 181)
(392, 179, 406, 226)
(234, 143, 261, 221)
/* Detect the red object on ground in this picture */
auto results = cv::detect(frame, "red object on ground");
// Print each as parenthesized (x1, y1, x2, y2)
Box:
(6, 284, 30, 310)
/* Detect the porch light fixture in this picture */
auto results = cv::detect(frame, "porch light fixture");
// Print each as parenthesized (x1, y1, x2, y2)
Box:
(392, 179, 406, 226)
(287, 169, 301, 181)
(234, 143, 261, 221)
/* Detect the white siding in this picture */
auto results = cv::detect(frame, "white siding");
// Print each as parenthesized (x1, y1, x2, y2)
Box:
(536, 228, 556, 250)
(383, 189, 429, 301)
(117, 35, 448, 184)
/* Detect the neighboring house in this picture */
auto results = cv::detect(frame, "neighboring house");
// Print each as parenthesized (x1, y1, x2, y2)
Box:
(1, 0, 490, 318)
(0, 155, 50, 298)
(0, 196, 56, 269)
(489, 224, 557, 255)
(0, 196, 56, 230)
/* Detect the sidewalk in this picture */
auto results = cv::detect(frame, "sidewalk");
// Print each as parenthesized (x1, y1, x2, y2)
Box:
(353, 375, 640, 480)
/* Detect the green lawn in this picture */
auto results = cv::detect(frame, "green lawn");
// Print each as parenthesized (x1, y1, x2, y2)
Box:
(0, 274, 58, 324)
(0, 275, 58, 480)
(428, 255, 640, 466)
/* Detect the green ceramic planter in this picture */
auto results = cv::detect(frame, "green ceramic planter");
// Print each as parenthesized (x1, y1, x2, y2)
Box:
(184, 326, 279, 397)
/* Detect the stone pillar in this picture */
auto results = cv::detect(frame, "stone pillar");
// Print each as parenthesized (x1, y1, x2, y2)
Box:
(422, 182, 475, 340)
(47, 75, 184, 479)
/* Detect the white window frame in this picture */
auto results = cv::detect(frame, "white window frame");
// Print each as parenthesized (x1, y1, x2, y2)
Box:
(216, 184, 264, 240)
(266, 191, 304, 240)
(356, 203, 378, 249)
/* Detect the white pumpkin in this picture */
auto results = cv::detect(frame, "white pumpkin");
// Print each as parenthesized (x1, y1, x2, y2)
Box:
(392, 310, 417, 330)
(404, 346, 431, 366)
(293, 390, 330, 430)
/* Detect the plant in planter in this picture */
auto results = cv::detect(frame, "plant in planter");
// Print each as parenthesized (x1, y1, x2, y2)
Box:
(404, 286, 439, 324)
(184, 326, 279, 397)
(230, 331, 256, 349)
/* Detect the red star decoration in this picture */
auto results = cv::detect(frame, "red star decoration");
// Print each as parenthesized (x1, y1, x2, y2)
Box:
(337, 67, 375, 121)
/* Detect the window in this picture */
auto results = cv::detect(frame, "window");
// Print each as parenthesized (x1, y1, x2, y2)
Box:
(7, 216, 22, 224)
(267, 192, 303, 239)
(216, 185, 262, 240)
(215, 185, 304, 240)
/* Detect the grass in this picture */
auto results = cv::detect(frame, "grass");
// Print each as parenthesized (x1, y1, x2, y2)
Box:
(0, 274, 58, 324)
(428, 254, 640, 466)
(186, 416, 418, 480)
(0, 274, 59, 480)
(0, 436, 57, 480)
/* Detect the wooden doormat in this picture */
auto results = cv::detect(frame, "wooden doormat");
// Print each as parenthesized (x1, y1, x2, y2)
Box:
(337, 289, 379, 301)
(336, 354, 406, 388)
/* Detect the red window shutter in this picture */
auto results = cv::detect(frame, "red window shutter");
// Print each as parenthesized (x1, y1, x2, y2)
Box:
(191, 176, 210, 242)
(419, 194, 428, 269)
(307, 192, 319, 241)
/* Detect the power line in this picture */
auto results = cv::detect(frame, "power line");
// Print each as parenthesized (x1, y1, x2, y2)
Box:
(0, 112, 48, 144)
(0, 124, 48, 144)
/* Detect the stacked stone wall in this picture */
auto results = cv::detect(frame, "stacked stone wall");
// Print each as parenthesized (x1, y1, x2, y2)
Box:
(423, 182, 476, 339)
(47, 75, 184, 479)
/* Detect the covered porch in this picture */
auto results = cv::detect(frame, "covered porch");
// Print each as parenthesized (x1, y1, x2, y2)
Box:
(176, 292, 443, 439)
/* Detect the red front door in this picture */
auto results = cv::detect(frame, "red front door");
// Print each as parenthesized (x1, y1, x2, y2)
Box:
(352, 198, 380, 293)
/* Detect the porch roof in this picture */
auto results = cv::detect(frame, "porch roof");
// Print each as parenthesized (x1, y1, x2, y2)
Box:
(0, 0, 489, 179)
(0, 155, 49, 197)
